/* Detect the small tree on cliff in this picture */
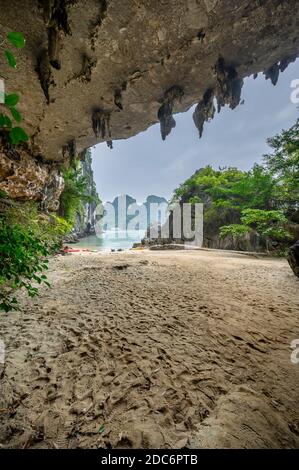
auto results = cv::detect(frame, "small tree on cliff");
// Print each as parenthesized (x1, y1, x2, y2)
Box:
(263, 119, 299, 221)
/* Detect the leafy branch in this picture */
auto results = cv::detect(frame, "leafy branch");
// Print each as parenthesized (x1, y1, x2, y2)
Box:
(0, 31, 29, 145)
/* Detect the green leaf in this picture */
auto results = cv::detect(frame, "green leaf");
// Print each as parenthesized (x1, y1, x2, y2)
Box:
(5, 50, 17, 68)
(7, 32, 26, 49)
(9, 126, 29, 145)
(0, 114, 12, 128)
(0, 303, 12, 313)
(10, 107, 22, 123)
(5, 93, 19, 107)
(98, 425, 105, 434)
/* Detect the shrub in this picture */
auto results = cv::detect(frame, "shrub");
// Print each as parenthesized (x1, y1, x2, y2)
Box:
(220, 209, 292, 252)
(0, 202, 71, 312)
(219, 224, 251, 239)
(240, 209, 292, 242)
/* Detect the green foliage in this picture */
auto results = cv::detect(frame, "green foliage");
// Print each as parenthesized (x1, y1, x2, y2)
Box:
(0, 218, 50, 311)
(4, 32, 25, 69)
(9, 126, 29, 145)
(0, 150, 98, 312)
(172, 120, 298, 250)
(188, 195, 202, 204)
(10, 107, 22, 122)
(229, 164, 275, 211)
(7, 32, 26, 49)
(219, 224, 251, 239)
(4, 50, 16, 69)
(240, 208, 287, 227)
(0, 31, 28, 145)
(240, 209, 292, 241)
(0, 203, 70, 312)
(172, 164, 275, 238)
(173, 164, 274, 212)
(50, 214, 73, 237)
(0, 189, 8, 198)
(264, 119, 299, 219)
(0, 114, 12, 128)
(5, 93, 19, 107)
(221, 209, 291, 244)
(59, 159, 98, 225)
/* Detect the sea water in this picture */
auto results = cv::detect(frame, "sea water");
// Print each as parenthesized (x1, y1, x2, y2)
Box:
(72, 229, 144, 251)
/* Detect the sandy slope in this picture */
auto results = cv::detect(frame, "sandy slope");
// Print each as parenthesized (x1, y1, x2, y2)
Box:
(0, 249, 299, 449)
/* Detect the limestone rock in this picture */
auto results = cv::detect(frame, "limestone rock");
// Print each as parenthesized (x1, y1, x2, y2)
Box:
(288, 241, 299, 278)
(0, 0, 298, 163)
(0, 145, 63, 211)
(70, 149, 99, 236)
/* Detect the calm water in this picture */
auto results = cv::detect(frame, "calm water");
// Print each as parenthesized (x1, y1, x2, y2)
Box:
(72, 230, 144, 251)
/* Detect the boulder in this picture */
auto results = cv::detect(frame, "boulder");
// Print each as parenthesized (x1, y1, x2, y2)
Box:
(287, 241, 299, 278)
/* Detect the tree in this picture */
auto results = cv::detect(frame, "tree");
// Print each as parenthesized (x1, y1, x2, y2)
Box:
(264, 119, 299, 220)
(219, 224, 251, 240)
(172, 119, 299, 252)
(240, 209, 291, 242)
(220, 209, 292, 251)
(229, 164, 275, 210)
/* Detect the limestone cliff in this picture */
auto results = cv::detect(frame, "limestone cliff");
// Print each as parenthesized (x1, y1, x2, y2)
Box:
(71, 148, 100, 237)
(0, 143, 64, 210)
(0, 0, 299, 205)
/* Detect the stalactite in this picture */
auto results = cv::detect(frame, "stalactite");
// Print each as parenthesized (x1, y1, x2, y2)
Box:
(193, 89, 215, 138)
(215, 57, 244, 112)
(193, 58, 243, 139)
(158, 86, 184, 140)
(264, 64, 280, 86)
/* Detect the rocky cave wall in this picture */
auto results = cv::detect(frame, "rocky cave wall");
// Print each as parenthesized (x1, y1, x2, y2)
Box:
(71, 148, 99, 238)
(0, 0, 299, 208)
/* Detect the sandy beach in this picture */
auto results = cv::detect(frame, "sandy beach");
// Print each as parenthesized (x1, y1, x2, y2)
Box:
(0, 249, 299, 448)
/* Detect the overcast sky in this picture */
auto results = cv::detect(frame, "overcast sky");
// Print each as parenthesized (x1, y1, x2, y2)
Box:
(92, 60, 299, 203)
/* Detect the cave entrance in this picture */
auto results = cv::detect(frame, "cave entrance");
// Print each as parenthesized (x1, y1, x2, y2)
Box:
(75, 60, 299, 252)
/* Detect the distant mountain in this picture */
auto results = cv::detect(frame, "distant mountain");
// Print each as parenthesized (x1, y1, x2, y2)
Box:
(112, 194, 136, 229)
(143, 195, 168, 227)
(102, 194, 168, 230)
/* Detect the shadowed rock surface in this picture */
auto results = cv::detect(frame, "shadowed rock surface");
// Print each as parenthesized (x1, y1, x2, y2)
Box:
(288, 241, 299, 278)
(0, 1, 299, 206)
(0, 0, 298, 164)
(0, 143, 63, 210)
